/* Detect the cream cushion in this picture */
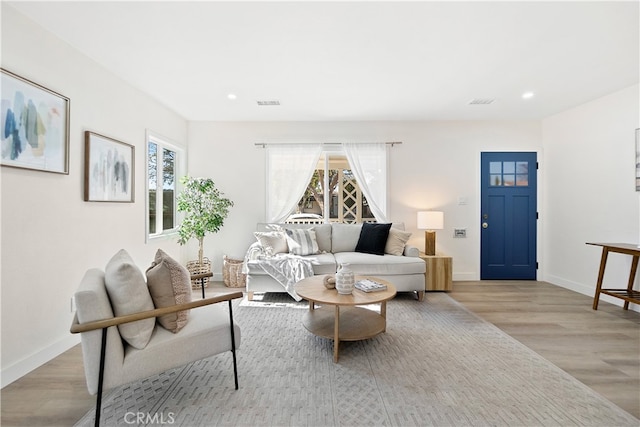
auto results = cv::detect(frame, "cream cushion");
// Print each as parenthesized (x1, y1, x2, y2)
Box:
(334, 252, 426, 275)
(254, 231, 289, 254)
(104, 249, 155, 349)
(385, 228, 412, 256)
(331, 223, 363, 253)
(146, 249, 192, 333)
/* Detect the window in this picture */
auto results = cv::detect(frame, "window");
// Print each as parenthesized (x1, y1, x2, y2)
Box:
(147, 132, 184, 239)
(266, 143, 388, 224)
(489, 161, 529, 187)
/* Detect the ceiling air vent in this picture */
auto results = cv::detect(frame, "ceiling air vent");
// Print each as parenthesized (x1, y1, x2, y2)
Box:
(469, 98, 495, 105)
(257, 100, 280, 106)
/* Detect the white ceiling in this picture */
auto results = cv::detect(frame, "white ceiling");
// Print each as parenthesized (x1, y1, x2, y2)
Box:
(6, 1, 639, 122)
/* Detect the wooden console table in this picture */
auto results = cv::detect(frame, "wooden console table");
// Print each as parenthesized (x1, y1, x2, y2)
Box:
(587, 243, 640, 310)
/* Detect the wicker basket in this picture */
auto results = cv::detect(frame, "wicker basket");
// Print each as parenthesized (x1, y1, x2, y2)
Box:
(223, 255, 246, 288)
(187, 257, 211, 289)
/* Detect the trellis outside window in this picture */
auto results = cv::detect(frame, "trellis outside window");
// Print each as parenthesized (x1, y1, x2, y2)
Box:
(292, 154, 376, 224)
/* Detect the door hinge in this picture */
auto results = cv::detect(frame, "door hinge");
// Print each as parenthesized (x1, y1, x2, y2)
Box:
(536, 162, 539, 170)
(536, 262, 539, 269)
(536, 212, 539, 219)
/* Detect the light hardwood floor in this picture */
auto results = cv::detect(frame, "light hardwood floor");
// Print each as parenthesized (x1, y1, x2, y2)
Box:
(1, 281, 638, 426)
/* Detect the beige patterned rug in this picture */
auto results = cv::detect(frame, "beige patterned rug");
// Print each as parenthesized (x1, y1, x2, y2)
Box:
(76, 292, 639, 426)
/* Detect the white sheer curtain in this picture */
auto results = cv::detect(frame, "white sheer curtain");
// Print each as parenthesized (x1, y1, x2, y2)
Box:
(343, 143, 388, 222)
(266, 144, 322, 223)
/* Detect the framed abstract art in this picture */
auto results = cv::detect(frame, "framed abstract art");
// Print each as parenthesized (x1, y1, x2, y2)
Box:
(84, 131, 135, 202)
(1, 68, 70, 174)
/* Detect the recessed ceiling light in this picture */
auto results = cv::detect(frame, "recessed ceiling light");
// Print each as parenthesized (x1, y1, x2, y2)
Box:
(227, 93, 237, 100)
(522, 92, 535, 99)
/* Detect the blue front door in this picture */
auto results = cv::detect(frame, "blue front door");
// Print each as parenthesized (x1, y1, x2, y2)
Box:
(481, 152, 537, 280)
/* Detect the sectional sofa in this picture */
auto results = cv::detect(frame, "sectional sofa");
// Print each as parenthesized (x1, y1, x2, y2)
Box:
(244, 222, 426, 301)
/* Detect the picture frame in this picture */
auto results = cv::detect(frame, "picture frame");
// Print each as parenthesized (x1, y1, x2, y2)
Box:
(1, 68, 70, 174)
(636, 128, 640, 192)
(84, 131, 135, 202)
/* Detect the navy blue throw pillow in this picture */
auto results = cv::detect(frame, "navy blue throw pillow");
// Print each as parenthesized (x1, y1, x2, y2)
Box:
(355, 223, 392, 255)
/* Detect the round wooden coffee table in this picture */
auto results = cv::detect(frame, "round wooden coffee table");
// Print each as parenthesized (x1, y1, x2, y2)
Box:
(294, 275, 396, 362)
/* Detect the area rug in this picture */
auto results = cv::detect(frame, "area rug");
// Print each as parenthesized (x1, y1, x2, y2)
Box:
(75, 292, 639, 426)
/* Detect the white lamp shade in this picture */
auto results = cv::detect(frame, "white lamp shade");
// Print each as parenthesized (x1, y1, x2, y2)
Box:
(417, 211, 444, 230)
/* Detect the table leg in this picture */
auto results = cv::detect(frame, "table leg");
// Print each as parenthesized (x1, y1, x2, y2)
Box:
(333, 305, 340, 363)
(624, 255, 639, 310)
(381, 301, 387, 332)
(593, 248, 609, 310)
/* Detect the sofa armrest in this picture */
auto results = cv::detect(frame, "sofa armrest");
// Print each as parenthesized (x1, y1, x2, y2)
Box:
(70, 290, 243, 334)
(404, 245, 420, 257)
(245, 241, 266, 261)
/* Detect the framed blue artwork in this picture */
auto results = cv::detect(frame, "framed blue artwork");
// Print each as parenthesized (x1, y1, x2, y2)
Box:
(1, 68, 70, 174)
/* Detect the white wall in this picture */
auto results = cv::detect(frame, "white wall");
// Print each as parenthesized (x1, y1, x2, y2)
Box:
(542, 84, 640, 308)
(187, 120, 542, 280)
(1, 6, 189, 386)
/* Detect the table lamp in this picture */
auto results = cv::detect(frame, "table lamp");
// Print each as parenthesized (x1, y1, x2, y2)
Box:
(417, 211, 444, 256)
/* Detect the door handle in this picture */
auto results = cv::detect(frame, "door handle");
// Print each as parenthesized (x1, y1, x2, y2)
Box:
(482, 222, 488, 229)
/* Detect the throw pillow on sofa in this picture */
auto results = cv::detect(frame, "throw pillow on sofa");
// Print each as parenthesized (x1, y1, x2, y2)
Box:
(104, 249, 155, 349)
(146, 249, 192, 333)
(385, 228, 412, 256)
(254, 231, 288, 255)
(285, 228, 320, 256)
(355, 222, 392, 255)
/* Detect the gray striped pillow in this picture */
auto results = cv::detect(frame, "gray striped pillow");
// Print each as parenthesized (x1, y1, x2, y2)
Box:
(285, 228, 320, 256)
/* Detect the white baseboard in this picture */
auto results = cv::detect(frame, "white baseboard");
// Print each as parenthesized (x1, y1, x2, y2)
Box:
(453, 272, 478, 281)
(545, 274, 640, 313)
(1, 334, 80, 388)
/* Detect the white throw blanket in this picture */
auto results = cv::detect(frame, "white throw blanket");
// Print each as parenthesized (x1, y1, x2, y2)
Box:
(257, 254, 313, 301)
(243, 243, 314, 301)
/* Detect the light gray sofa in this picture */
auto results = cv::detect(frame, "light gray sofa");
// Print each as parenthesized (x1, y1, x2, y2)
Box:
(245, 222, 426, 301)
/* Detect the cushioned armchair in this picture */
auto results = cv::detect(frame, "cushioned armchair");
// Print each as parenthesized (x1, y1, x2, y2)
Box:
(71, 250, 242, 427)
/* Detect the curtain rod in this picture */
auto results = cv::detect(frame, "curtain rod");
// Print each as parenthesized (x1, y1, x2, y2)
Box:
(254, 141, 402, 148)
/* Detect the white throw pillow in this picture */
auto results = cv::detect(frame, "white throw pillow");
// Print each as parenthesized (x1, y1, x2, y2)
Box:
(104, 249, 155, 349)
(385, 228, 412, 256)
(254, 231, 289, 255)
(285, 228, 320, 256)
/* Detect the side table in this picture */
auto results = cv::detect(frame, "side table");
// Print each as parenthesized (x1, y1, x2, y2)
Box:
(586, 242, 640, 310)
(419, 253, 452, 291)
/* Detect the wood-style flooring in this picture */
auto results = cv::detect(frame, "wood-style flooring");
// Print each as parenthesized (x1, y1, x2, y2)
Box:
(1, 281, 638, 426)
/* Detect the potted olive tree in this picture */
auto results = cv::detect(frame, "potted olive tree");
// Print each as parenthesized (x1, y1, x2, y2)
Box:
(177, 176, 234, 287)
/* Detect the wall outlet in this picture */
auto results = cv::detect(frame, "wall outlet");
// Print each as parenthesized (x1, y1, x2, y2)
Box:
(454, 228, 467, 238)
